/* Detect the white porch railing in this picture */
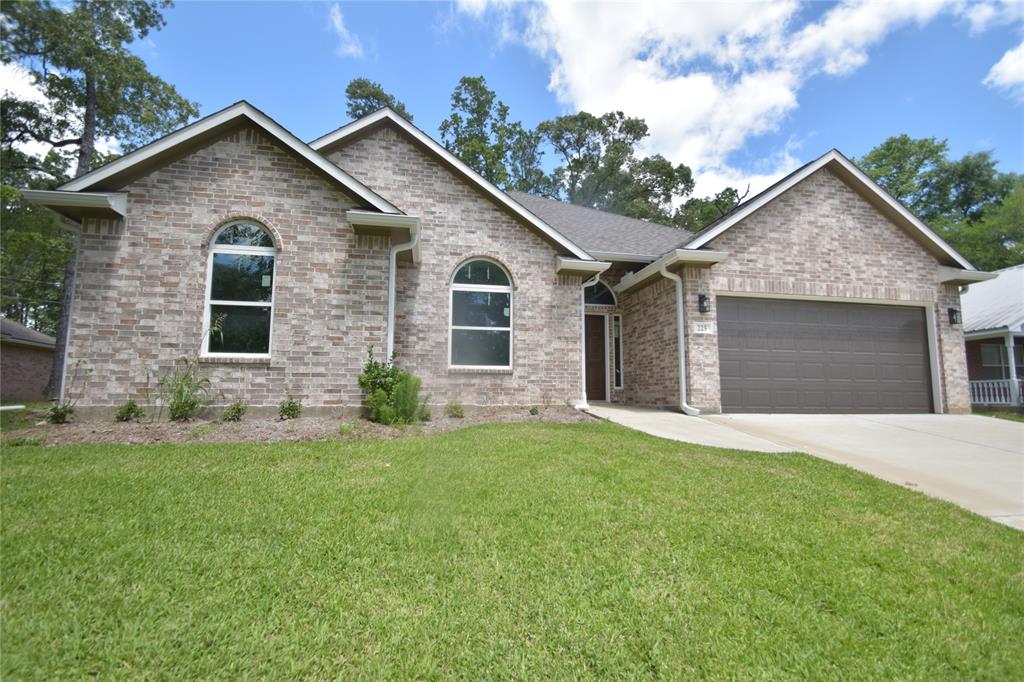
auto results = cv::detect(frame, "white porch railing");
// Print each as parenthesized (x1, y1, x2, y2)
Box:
(970, 379, 1024, 406)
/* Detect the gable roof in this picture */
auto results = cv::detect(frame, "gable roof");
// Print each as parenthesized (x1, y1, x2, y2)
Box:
(1, 317, 56, 349)
(309, 108, 594, 261)
(507, 191, 691, 262)
(961, 263, 1024, 335)
(59, 101, 402, 214)
(682, 149, 976, 270)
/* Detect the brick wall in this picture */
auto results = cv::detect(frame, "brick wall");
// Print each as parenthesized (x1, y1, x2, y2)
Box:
(67, 125, 390, 408)
(1, 343, 53, 402)
(326, 124, 582, 406)
(686, 166, 970, 413)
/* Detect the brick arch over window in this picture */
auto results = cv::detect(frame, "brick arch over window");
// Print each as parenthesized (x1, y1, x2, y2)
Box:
(445, 253, 518, 290)
(203, 214, 284, 251)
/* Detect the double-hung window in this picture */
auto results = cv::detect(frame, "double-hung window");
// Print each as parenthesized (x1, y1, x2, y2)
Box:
(203, 222, 276, 357)
(449, 259, 512, 368)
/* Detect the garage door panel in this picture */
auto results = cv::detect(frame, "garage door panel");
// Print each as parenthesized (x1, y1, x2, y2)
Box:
(717, 298, 932, 413)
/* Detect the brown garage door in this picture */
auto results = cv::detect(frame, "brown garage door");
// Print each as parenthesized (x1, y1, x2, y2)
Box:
(717, 297, 933, 413)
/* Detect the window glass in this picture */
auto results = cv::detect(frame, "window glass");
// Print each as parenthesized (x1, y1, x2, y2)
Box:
(980, 345, 1005, 367)
(585, 281, 616, 305)
(215, 222, 274, 247)
(453, 260, 510, 286)
(451, 330, 510, 366)
(210, 253, 274, 302)
(208, 305, 271, 354)
(452, 291, 510, 327)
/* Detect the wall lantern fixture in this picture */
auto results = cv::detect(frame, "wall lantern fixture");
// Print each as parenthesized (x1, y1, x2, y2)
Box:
(948, 308, 962, 325)
(698, 294, 712, 314)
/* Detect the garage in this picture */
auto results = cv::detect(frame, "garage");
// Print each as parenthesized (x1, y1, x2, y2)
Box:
(717, 297, 934, 413)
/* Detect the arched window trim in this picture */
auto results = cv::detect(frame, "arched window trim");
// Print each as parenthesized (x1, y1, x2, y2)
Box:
(585, 277, 618, 306)
(202, 221, 277, 359)
(449, 258, 513, 370)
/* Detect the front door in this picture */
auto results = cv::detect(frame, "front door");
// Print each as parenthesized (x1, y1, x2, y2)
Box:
(585, 314, 607, 401)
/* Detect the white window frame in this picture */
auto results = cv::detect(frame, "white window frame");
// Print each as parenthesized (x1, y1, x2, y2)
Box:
(448, 259, 513, 370)
(612, 313, 623, 389)
(201, 223, 277, 359)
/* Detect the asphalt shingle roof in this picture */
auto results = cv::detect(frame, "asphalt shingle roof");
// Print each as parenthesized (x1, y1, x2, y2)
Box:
(1, 317, 56, 348)
(507, 191, 691, 259)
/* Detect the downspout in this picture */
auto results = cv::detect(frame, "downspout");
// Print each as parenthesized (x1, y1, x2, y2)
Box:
(659, 265, 700, 416)
(575, 272, 602, 410)
(385, 225, 419, 359)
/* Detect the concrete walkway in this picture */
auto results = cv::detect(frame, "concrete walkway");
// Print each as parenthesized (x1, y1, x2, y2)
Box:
(587, 405, 1024, 530)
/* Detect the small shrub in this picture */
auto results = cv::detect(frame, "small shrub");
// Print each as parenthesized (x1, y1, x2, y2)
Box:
(338, 422, 355, 436)
(46, 402, 74, 424)
(529, 406, 540, 416)
(158, 357, 212, 421)
(114, 400, 145, 422)
(444, 401, 465, 419)
(221, 400, 248, 422)
(5, 436, 43, 447)
(279, 396, 302, 420)
(357, 346, 400, 399)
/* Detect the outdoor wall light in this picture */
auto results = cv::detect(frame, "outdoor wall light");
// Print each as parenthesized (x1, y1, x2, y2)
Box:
(698, 294, 712, 314)
(948, 308, 962, 325)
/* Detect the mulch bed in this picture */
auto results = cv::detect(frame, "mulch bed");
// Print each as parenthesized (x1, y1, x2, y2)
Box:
(4, 406, 595, 446)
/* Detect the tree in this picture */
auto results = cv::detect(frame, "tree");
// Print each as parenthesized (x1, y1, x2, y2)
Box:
(439, 76, 545, 191)
(538, 111, 694, 224)
(344, 77, 413, 121)
(675, 186, 749, 232)
(857, 135, 1020, 268)
(946, 180, 1024, 270)
(2, 0, 198, 396)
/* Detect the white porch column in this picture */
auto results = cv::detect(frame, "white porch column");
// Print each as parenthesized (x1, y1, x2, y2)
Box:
(1006, 333, 1020, 405)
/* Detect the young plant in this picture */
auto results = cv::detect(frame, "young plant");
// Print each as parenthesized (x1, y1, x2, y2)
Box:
(221, 400, 248, 423)
(157, 357, 212, 421)
(114, 399, 145, 422)
(357, 346, 400, 398)
(45, 360, 87, 424)
(529, 406, 540, 416)
(444, 401, 465, 418)
(279, 396, 302, 420)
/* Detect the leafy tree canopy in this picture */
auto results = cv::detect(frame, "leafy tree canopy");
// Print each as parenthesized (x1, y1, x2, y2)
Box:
(344, 77, 413, 121)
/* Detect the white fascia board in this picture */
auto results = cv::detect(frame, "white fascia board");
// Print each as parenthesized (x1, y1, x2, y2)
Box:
(614, 249, 729, 294)
(346, 209, 421, 263)
(21, 189, 127, 216)
(588, 251, 659, 263)
(937, 266, 997, 284)
(684, 150, 976, 271)
(556, 257, 611, 276)
(311, 108, 596, 262)
(59, 102, 401, 215)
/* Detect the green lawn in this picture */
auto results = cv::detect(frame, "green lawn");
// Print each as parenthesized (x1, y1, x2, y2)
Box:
(2, 422, 1022, 678)
(973, 407, 1024, 423)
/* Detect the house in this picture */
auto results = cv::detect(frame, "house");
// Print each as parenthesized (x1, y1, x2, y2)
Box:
(961, 264, 1023, 407)
(22, 102, 991, 417)
(1, 317, 56, 403)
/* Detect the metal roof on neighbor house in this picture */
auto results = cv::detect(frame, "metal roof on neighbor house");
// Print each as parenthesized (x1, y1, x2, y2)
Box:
(1, 317, 56, 349)
(961, 263, 1024, 335)
(506, 191, 692, 261)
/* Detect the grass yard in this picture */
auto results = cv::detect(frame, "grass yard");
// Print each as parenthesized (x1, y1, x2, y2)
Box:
(2, 422, 1022, 678)
(973, 407, 1024, 423)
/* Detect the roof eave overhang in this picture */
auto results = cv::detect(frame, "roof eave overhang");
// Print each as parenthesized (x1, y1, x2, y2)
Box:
(964, 327, 1024, 340)
(0, 337, 56, 350)
(311, 108, 596, 262)
(615, 249, 729, 294)
(937, 266, 998, 285)
(346, 210, 421, 264)
(588, 251, 659, 263)
(20, 189, 126, 221)
(556, 257, 611, 278)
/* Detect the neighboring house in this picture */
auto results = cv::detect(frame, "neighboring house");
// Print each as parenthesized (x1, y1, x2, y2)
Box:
(961, 264, 1024, 407)
(1, 317, 56, 403)
(23, 102, 990, 416)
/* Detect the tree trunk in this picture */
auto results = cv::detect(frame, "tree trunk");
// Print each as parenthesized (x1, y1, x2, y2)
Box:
(47, 75, 95, 399)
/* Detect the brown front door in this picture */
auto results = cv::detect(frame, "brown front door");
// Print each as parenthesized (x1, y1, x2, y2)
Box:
(585, 314, 607, 401)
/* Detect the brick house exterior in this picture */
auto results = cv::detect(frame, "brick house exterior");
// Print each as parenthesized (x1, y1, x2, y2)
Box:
(0, 318, 55, 402)
(25, 102, 985, 417)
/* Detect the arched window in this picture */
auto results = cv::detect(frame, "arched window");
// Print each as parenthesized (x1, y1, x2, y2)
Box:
(449, 259, 512, 368)
(584, 280, 616, 305)
(203, 221, 276, 357)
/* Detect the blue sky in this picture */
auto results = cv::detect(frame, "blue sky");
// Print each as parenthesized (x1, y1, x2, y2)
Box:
(129, 0, 1022, 196)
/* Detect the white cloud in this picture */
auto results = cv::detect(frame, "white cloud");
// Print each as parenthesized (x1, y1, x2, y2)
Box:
(458, 0, 1017, 197)
(985, 41, 1024, 102)
(328, 3, 364, 59)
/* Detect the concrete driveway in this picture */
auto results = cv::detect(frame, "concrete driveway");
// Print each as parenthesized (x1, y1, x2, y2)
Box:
(587, 405, 1024, 529)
